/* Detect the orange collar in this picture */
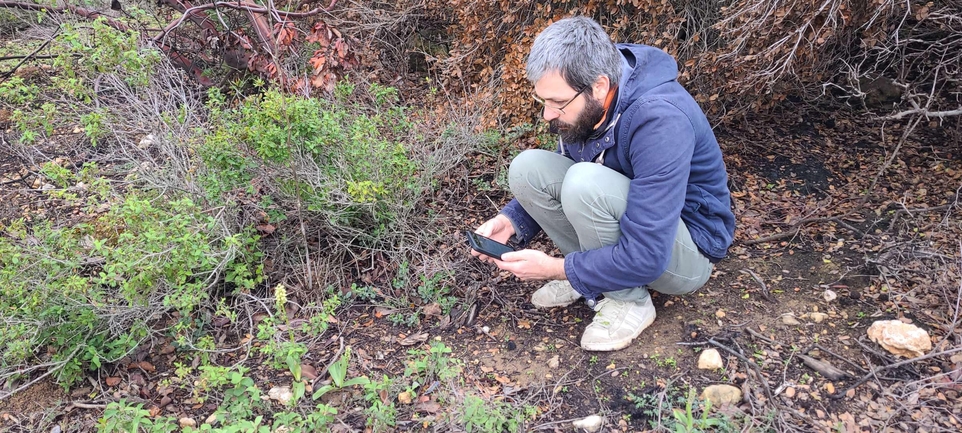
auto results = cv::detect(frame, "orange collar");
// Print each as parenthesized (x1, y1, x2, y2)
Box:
(592, 85, 618, 130)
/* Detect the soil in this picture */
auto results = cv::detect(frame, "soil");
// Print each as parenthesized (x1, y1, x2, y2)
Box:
(2, 104, 961, 432)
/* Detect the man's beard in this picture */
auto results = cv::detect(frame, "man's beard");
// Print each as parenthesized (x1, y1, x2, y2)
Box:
(548, 96, 606, 143)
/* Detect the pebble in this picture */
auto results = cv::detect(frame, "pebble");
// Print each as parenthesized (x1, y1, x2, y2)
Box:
(697, 349, 724, 370)
(267, 386, 293, 404)
(701, 384, 742, 406)
(179, 418, 196, 428)
(823, 289, 837, 302)
(548, 355, 560, 369)
(811, 312, 828, 323)
(572, 415, 604, 432)
(715, 310, 726, 319)
(784, 387, 796, 398)
(781, 314, 801, 326)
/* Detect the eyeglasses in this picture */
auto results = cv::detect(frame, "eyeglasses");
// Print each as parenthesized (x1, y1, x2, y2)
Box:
(531, 85, 588, 115)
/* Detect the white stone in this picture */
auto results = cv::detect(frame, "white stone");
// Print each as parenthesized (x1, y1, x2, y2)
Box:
(139, 134, 157, 148)
(571, 415, 604, 432)
(781, 314, 801, 326)
(548, 355, 560, 369)
(867, 320, 932, 358)
(810, 312, 828, 323)
(701, 384, 742, 407)
(268, 386, 293, 404)
(697, 349, 724, 370)
(823, 289, 837, 302)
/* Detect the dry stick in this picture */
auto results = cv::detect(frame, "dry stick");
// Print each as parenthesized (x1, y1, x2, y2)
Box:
(708, 338, 774, 400)
(0, 27, 60, 82)
(740, 268, 776, 302)
(835, 345, 962, 399)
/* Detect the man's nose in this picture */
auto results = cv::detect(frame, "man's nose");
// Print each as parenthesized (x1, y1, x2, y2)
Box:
(542, 108, 559, 122)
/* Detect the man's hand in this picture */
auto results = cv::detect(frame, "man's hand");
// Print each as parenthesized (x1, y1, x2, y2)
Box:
(471, 214, 515, 263)
(496, 250, 566, 281)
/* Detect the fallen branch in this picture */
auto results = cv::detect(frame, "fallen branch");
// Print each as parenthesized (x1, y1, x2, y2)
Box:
(835, 344, 962, 398)
(879, 106, 962, 120)
(0, 27, 59, 81)
(740, 268, 776, 302)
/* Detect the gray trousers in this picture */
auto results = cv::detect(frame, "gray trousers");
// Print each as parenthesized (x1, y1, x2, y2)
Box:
(508, 149, 713, 303)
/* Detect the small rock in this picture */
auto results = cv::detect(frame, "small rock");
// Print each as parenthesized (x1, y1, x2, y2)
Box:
(715, 310, 726, 319)
(810, 312, 828, 323)
(867, 320, 932, 358)
(824, 382, 835, 394)
(205, 413, 219, 425)
(697, 349, 724, 370)
(139, 134, 156, 148)
(179, 417, 196, 428)
(784, 387, 796, 398)
(49, 426, 62, 433)
(701, 384, 742, 407)
(823, 289, 837, 302)
(781, 314, 801, 326)
(268, 386, 293, 404)
(571, 414, 604, 432)
(548, 355, 560, 369)
(849, 290, 861, 300)
(398, 391, 413, 404)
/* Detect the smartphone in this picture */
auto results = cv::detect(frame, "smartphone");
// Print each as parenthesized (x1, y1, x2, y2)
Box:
(465, 231, 515, 260)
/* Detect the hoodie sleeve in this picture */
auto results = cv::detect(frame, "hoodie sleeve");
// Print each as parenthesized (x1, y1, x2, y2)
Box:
(499, 198, 541, 247)
(564, 100, 694, 299)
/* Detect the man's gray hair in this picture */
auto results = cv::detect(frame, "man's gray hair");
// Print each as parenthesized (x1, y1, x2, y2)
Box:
(526, 16, 622, 90)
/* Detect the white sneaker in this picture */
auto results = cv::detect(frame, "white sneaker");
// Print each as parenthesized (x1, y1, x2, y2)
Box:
(531, 280, 582, 308)
(580, 297, 656, 351)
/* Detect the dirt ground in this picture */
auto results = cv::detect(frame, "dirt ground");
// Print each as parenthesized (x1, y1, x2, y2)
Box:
(2, 106, 961, 432)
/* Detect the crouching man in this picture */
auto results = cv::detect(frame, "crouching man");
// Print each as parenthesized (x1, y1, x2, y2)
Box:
(471, 16, 735, 351)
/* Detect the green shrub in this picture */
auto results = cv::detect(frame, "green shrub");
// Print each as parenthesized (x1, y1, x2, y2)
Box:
(0, 184, 262, 388)
(198, 83, 424, 243)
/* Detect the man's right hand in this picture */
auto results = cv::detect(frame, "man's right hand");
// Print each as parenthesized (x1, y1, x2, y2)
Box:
(472, 214, 515, 262)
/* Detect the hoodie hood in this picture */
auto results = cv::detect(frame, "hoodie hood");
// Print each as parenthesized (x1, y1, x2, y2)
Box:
(614, 44, 680, 112)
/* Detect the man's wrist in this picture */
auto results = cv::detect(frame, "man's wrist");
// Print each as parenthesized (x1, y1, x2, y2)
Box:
(552, 257, 567, 280)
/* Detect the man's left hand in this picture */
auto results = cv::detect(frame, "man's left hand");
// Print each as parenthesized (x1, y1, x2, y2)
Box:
(495, 249, 566, 281)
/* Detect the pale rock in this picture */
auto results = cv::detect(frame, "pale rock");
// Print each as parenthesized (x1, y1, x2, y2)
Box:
(398, 391, 413, 404)
(697, 349, 724, 370)
(701, 384, 742, 407)
(867, 320, 932, 358)
(781, 314, 801, 326)
(139, 134, 157, 149)
(205, 413, 219, 425)
(548, 355, 560, 369)
(784, 387, 796, 398)
(823, 289, 837, 302)
(179, 417, 196, 428)
(810, 312, 828, 323)
(268, 386, 293, 404)
(571, 414, 604, 432)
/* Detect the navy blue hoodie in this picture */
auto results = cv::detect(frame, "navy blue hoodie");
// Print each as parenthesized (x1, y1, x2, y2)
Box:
(500, 44, 735, 300)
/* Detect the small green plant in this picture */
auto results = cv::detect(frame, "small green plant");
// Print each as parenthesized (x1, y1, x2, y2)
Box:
(669, 389, 724, 433)
(312, 347, 371, 399)
(461, 395, 530, 433)
(98, 399, 177, 433)
(405, 341, 461, 384)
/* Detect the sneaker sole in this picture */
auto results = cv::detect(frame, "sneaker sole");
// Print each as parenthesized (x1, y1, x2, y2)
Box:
(580, 314, 656, 351)
(531, 298, 581, 309)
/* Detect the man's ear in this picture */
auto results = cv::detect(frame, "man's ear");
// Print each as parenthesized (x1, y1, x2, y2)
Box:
(591, 75, 611, 101)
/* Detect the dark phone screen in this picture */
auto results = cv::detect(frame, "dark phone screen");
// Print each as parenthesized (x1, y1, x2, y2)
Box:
(466, 231, 515, 260)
